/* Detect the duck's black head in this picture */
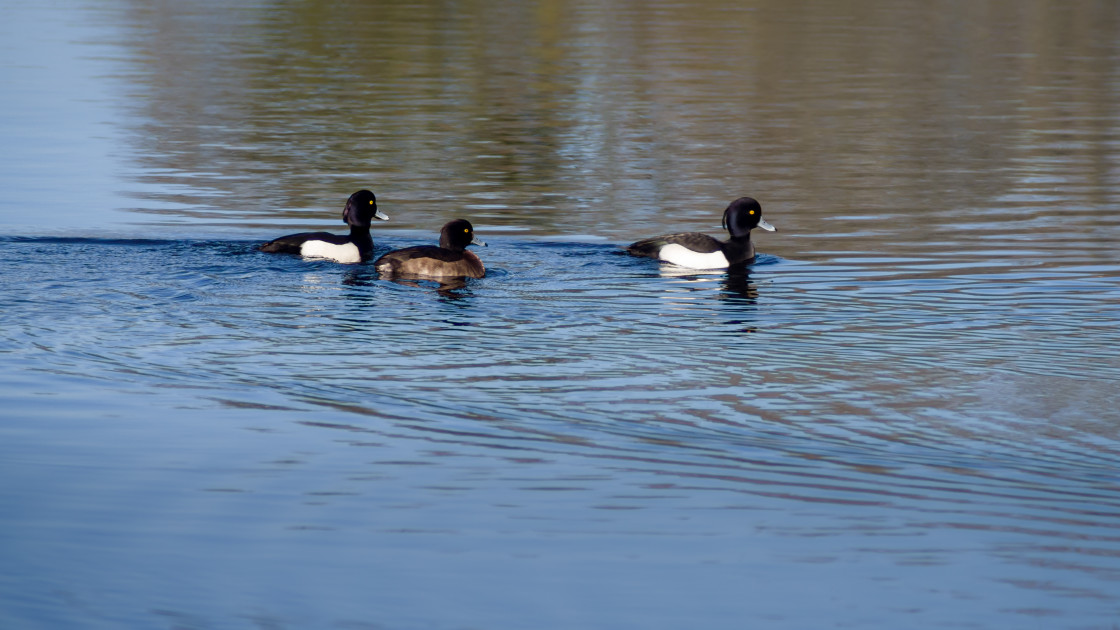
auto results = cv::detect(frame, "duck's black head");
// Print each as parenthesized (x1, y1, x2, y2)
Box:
(439, 219, 487, 251)
(722, 197, 776, 239)
(342, 189, 389, 227)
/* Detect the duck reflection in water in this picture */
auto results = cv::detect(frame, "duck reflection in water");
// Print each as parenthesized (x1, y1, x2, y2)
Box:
(342, 267, 472, 300)
(721, 268, 759, 304)
(388, 275, 472, 299)
(652, 265, 760, 333)
(652, 265, 758, 302)
(721, 269, 760, 333)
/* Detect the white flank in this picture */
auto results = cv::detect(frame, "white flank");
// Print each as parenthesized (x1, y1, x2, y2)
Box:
(300, 240, 361, 264)
(657, 244, 729, 269)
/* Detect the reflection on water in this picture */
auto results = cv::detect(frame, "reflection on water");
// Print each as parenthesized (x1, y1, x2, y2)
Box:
(343, 264, 475, 297)
(36, 0, 1116, 249)
(3, 0, 1120, 628)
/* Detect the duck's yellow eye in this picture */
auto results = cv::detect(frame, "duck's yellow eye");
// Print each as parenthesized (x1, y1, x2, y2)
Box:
(464, 228, 470, 233)
(749, 210, 755, 215)
(369, 200, 373, 204)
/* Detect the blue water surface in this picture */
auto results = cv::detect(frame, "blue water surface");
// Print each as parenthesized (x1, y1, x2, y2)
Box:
(3, 235, 1119, 628)
(4, 0, 1120, 628)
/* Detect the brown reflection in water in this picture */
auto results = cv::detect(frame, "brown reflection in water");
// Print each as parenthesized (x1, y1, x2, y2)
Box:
(381, 274, 472, 300)
(111, 0, 1120, 262)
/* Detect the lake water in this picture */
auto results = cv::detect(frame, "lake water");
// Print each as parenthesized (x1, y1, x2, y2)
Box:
(3, 1, 1120, 628)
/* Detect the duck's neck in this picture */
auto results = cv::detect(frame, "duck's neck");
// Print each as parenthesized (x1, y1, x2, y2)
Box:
(350, 224, 374, 259)
(722, 235, 756, 265)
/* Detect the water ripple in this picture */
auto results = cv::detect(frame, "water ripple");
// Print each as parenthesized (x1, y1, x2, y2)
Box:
(5, 238, 1118, 514)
